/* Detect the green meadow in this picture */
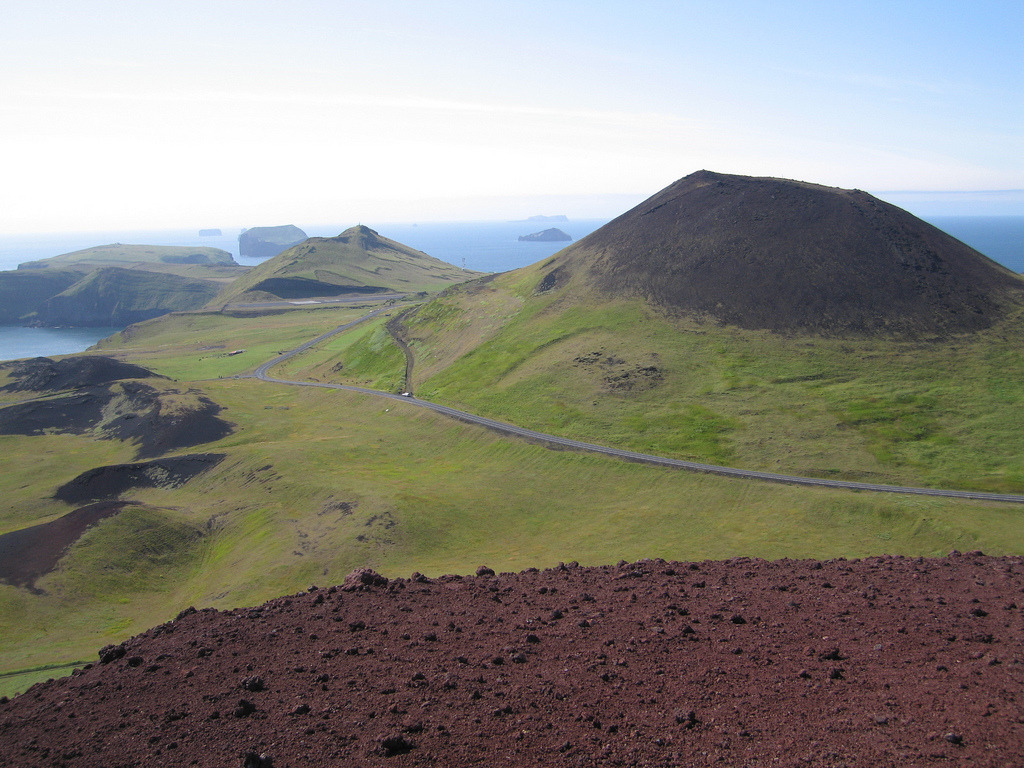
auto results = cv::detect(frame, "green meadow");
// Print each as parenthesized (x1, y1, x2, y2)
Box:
(3, 300, 1024, 696)
(92, 305, 392, 380)
(402, 270, 1024, 494)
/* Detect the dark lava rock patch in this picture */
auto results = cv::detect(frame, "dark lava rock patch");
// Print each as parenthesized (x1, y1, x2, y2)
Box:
(0, 355, 161, 393)
(53, 453, 226, 504)
(573, 349, 663, 393)
(102, 385, 233, 459)
(250, 277, 389, 300)
(2, 554, 1023, 766)
(0, 501, 132, 591)
(0, 381, 233, 458)
(0, 386, 109, 435)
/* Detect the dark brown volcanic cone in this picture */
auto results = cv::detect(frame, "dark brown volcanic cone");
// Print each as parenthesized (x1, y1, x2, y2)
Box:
(3, 555, 1024, 767)
(542, 170, 1024, 335)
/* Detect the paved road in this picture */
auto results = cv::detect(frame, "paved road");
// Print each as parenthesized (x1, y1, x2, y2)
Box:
(224, 293, 407, 311)
(250, 311, 1024, 504)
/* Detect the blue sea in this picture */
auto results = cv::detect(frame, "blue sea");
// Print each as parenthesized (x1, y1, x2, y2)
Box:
(0, 215, 1020, 363)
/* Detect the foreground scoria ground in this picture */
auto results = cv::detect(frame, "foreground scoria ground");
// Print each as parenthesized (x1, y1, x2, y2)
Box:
(2, 554, 1023, 767)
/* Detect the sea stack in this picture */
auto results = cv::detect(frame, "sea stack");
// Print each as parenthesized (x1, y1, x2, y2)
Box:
(238, 225, 308, 260)
(519, 228, 572, 242)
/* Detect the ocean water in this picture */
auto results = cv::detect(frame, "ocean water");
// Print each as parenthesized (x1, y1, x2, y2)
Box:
(0, 215, 1020, 363)
(928, 217, 1024, 272)
(0, 326, 122, 363)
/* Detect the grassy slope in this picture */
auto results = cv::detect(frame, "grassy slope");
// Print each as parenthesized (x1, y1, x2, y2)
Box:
(19, 243, 236, 270)
(271, 315, 408, 392)
(92, 305, 386, 380)
(3, 303, 1024, 695)
(214, 227, 481, 305)
(17, 244, 246, 285)
(403, 268, 1024, 494)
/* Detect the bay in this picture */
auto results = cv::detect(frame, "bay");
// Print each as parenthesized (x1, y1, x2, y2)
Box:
(0, 326, 122, 363)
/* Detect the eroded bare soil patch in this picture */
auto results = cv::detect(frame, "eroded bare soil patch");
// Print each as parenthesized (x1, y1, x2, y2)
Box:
(0, 501, 132, 591)
(53, 453, 226, 504)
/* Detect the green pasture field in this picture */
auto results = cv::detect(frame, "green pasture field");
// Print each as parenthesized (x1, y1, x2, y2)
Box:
(91, 304, 391, 380)
(3, 302, 1024, 697)
(404, 272, 1024, 494)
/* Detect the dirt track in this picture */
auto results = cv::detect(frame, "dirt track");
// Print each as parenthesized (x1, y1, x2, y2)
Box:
(2, 553, 1022, 767)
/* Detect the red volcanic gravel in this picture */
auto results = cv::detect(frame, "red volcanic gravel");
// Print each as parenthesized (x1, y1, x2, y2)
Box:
(2, 554, 1024, 767)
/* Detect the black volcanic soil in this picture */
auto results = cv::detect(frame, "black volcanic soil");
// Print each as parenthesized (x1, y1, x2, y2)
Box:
(542, 170, 1024, 335)
(250, 277, 388, 299)
(102, 385, 233, 459)
(0, 380, 232, 458)
(0, 501, 132, 591)
(0, 387, 110, 435)
(3, 554, 1023, 767)
(53, 453, 226, 504)
(0, 356, 161, 392)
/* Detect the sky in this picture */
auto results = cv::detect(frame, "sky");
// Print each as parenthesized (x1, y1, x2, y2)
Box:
(1, 0, 1022, 233)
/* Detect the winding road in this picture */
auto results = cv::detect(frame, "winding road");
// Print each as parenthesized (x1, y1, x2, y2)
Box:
(248, 308, 1024, 504)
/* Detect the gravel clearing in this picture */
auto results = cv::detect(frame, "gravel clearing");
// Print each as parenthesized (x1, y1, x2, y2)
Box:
(2, 553, 1023, 767)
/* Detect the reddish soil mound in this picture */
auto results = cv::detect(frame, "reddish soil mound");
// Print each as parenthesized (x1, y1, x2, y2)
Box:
(0, 501, 131, 591)
(3, 554, 1022, 767)
(53, 453, 226, 504)
(0, 355, 160, 392)
(542, 171, 1024, 335)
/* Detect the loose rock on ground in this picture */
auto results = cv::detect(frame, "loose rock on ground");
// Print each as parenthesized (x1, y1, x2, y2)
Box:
(2, 553, 1023, 767)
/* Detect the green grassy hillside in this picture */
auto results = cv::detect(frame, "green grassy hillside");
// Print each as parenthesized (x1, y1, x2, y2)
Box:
(213, 225, 482, 305)
(19, 243, 237, 271)
(399, 267, 1024, 494)
(3, 303, 1024, 698)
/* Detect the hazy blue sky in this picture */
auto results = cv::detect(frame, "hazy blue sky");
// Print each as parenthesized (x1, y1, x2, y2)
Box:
(2, 0, 1021, 232)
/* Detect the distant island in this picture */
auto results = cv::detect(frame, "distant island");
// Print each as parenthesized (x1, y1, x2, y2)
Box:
(198, 228, 222, 237)
(238, 225, 308, 260)
(519, 227, 573, 242)
(0, 243, 246, 327)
